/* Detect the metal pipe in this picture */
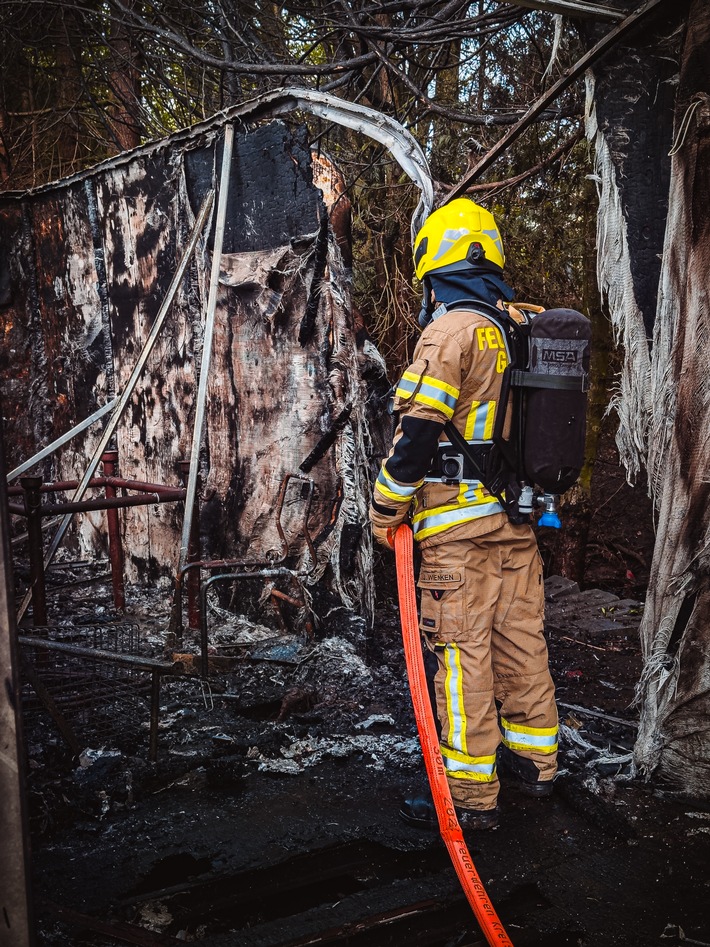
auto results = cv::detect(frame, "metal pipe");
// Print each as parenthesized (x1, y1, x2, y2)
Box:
(12, 491, 186, 516)
(178, 461, 201, 632)
(20, 477, 47, 627)
(149, 670, 161, 762)
(15, 190, 215, 624)
(102, 451, 126, 611)
(199, 568, 305, 678)
(179, 124, 234, 573)
(8, 477, 184, 496)
(169, 554, 287, 648)
(6, 398, 118, 484)
(18, 636, 178, 672)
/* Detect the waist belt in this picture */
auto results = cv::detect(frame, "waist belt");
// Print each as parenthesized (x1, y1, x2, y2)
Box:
(428, 443, 493, 483)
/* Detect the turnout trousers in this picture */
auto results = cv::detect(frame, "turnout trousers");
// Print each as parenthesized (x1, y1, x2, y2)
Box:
(418, 520, 558, 810)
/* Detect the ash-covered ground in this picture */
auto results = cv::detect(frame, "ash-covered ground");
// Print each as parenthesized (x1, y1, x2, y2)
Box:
(21, 549, 710, 947)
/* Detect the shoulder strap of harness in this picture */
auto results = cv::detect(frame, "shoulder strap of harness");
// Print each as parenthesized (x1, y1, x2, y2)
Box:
(438, 300, 531, 523)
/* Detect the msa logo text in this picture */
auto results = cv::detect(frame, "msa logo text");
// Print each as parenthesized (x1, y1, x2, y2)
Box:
(542, 349, 578, 364)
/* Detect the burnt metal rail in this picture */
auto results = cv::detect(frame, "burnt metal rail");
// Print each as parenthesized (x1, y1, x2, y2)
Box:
(169, 474, 316, 665)
(10, 464, 187, 626)
(19, 634, 184, 761)
(198, 568, 311, 678)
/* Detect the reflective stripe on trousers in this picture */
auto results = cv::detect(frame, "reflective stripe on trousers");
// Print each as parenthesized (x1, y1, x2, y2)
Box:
(501, 715, 558, 754)
(440, 642, 496, 783)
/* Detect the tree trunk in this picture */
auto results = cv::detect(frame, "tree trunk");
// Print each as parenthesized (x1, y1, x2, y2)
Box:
(107, 1, 141, 151)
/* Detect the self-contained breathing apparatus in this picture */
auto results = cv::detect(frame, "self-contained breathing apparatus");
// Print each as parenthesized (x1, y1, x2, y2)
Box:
(431, 299, 592, 528)
(410, 197, 591, 528)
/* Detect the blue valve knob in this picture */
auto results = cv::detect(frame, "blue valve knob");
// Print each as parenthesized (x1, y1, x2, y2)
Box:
(539, 510, 561, 529)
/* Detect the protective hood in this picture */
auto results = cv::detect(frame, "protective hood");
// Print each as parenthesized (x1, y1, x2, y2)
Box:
(419, 265, 515, 328)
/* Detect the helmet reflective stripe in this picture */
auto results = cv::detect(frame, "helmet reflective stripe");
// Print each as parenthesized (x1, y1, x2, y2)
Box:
(441, 746, 497, 782)
(482, 227, 504, 261)
(431, 227, 472, 262)
(500, 716, 558, 754)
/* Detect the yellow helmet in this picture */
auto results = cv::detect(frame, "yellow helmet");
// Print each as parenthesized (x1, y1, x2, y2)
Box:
(413, 198, 505, 280)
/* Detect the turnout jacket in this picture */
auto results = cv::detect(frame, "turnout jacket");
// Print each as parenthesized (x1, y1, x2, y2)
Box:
(370, 305, 523, 548)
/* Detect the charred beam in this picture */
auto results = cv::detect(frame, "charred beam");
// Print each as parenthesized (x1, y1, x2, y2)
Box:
(299, 213, 330, 347)
(41, 900, 183, 947)
(299, 404, 353, 474)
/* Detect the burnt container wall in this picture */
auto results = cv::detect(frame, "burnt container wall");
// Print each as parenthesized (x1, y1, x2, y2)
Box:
(0, 121, 372, 613)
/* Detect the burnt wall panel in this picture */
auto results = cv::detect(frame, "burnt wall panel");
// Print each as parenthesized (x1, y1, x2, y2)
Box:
(0, 204, 36, 472)
(588, 12, 681, 340)
(0, 118, 381, 619)
(185, 123, 322, 254)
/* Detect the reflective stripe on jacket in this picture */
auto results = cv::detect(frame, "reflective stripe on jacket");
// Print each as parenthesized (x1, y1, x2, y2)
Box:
(370, 305, 520, 547)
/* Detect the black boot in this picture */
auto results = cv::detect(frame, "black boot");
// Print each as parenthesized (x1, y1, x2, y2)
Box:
(399, 792, 499, 830)
(497, 744, 554, 797)
(399, 792, 437, 829)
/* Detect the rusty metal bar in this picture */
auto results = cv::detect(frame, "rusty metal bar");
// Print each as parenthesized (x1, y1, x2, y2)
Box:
(179, 124, 234, 573)
(15, 189, 215, 624)
(270, 588, 306, 609)
(9, 490, 186, 517)
(20, 477, 47, 627)
(102, 451, 126, 611)
(8, 477, 186, 497)
(18, 636, 178, 673)
(6, 398, 118, 484)
(0, 419, 36, 947)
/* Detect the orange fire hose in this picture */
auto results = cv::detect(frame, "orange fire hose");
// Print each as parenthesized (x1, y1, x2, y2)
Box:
(394, 523, 514, 947)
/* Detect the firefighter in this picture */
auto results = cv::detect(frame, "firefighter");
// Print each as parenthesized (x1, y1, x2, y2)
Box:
(370, 198, 558, 830)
